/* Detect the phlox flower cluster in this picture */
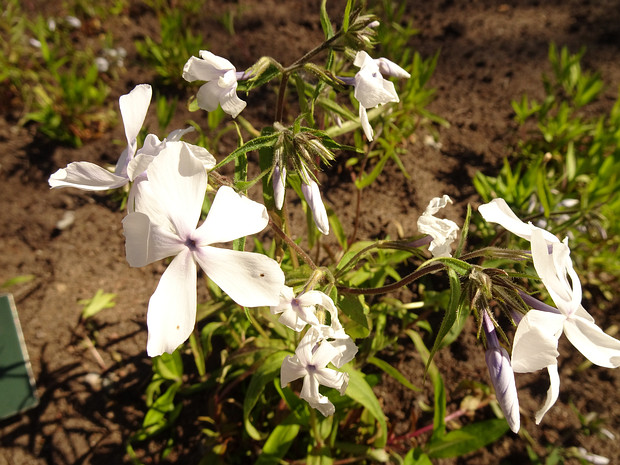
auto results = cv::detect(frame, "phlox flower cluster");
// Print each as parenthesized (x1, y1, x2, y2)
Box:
(478, 198, 620, 427)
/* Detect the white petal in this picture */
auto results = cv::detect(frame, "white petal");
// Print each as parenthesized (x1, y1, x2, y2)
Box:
(301, 179, 329, 235)
(315, 368, 349, 395)
(478, 198, 559, 244)
(280, 355, 307, 386)
(122, 212, 184, 267)
(564, 316, 620, 368)
(301, 375, 335, 416)
(418, 195, 459, 258)
(359, 105, 373, 141)
(511, 310, 564, 373)
(354, 68, 398, 108)
(196, 81, 224, 112)
(194, 186, 268, 245)
(270, 285, 295, 315)
(327, 336, 358, 368)
(146, 249, 197, 356)
(194, 246, 284, 307)
(48, 162, 128, 190)
(534, 364, 560, 424)
(167, 126, 195, 141)
(312, 340, 341, 369)
(182, 142, 216, 170)
(182, 52, 232, 82)
(146, 142, 206, 239)
(219, 84, 246, 118)
(278, 309, 310, 332)
(127, 153, 155, 181)
(353, 51, 374, 69)
(120, 84, 152, 153)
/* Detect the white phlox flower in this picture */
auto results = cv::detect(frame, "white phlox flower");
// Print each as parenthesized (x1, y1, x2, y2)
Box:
(280, 327, 350, 416)
(417, 195, 459, 257)
(351, 51, 410, 141)
(482, 312, 520, 433)
(182, 50, 247, 118)
(48, 84, 215, 193)
(122, 142, 284, 356)
(478, 198, 620, 423)
(512, 230, 620, 423)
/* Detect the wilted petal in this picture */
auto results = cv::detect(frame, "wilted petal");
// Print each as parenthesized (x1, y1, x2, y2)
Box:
(511, 309, 564, 373)
(315, 367, 349, 395)
(182, 52, 233, 82)
(194, 186, 269, 245)
(301, 179, 329, 235)
(300, 375, 334, 416)
(194, 246, 284, 307)
(122, 212, 184, 267)
(146, 249, 197, 356)
(417, 195, 459, 257)
(49, 162, 128, 190)
(359, 105, 373, 141)
(219, 81, 246, 118)
(564, 315, 620, 368)
(534, 364, 560, 424)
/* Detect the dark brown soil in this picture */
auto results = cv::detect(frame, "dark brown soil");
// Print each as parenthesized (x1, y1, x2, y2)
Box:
(1, 1, 618, 464)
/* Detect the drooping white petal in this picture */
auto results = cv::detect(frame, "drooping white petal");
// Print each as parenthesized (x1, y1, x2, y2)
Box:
(195, 81, 223, 112)
(564, 316, 620, 368)
(145, 142, 206, 239)
(120, 84, 152, 156)
(194, 246, 284, 307)
(146, 249, 197, 356)
(511, 309, 564, 373)
(194, 186, 269, 245)
(301, 179, 330, 235)
(314, 367, 349, 395)
(167, 126, 195, 142)
(300, 374, 335, 416)
(359, 105, 373, 141)
(534, 364, 560, 424)
(219, 74, 246, 118)
(531, 230, 581, 316)
(122, 212, 184, 267)
(182, 142, 216, 170)
(478, 198, 559, 245)
(354, 68, 399, 108)
(48, 162, 128, 190)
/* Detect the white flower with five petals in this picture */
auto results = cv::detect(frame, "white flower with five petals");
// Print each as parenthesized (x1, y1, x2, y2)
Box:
(122, 142, 284, 356)
(280, 327, 349, 416)
(182, 51, 247, 118)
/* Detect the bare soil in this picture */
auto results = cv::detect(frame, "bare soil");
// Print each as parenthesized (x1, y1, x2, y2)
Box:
(1, 1, 619, 464)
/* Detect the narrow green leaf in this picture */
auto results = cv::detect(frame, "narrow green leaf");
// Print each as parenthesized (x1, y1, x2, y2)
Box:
(426, 268, 461, 368)
(153, 350, 184, 382)
(212, 133, 278, 170)
(78, 289, 116, 320)
(426, 419, 510, 458)
(255, 414, 301, 465)
(319, 0, 334, 39)
(342, 365, 388, 447)
(367, 356, 421, 391)
(403, 448, 433, 465)
(342, 0, 353, 32)
(243, 351, 289, 440)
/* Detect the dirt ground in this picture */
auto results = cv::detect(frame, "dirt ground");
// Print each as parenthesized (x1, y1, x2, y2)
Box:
(1, 1, 619, 464)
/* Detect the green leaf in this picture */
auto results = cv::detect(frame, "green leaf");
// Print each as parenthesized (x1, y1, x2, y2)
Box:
(1, 274, 35, 289)
(255, 413, 301, 465)
(338, 293, 369, 333)
(342, 365, 388, 447)
(342, 0, 353, 32)
(367, 356, 420, 391)
(243, 351, 289, 440)
(212, 133, 278, 170)
(426, 268, 462, 368)
(153, 350, 184, 382)
(403, 448, 433, 465)
(426, 419, 510, 458)
(78, 289, 116, 320)
(406, 330, 445, 438)
(319, 0, 335, 39)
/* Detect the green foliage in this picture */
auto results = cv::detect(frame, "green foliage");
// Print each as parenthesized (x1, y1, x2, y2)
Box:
(135, 7, 205, 88)
(78, 289, 116, 320)
(474, 43, 620, 288)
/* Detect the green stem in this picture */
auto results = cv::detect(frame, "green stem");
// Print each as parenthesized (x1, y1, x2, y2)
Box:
(269, 217, 318, 270)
